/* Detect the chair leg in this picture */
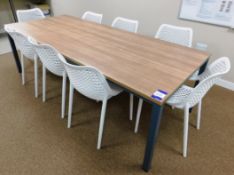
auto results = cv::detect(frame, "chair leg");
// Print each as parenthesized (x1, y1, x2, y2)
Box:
(67, 83, 74, 128)
(34, 55, 38, 98)
(183, 105, 189, 158)
(134, 98, 143, 133)
(42, 65, 46, 102)
(20, 52, 25, 85)
(97, 99, 108, 150)
(129, 94, 134, 121)
(196, 100, 202, 130)
(61, 71, 67, 119)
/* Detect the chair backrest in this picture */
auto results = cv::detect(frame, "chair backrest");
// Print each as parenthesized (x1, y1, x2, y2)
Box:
(28, 38, 65, 77)
(17, 8, 45, 22)
(155, 24, 193, 47)
(185, 57, 231, 107)
(199, 57, 231, 81)
(58, 54, 111, 101)
(111, 17, 139, 33)
(7, 30, 35, 60)
(82, 11, 103, 24)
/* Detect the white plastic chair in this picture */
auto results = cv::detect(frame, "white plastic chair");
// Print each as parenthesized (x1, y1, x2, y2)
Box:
(135, 57, 231, 157)
(111, 17, 139, 121)
(155, 24, 201, 80)
(5, 27, 39, 98)
(28, 38, 67, 119)
(58, 54, 123, 149)
(134, 23, 195, 131)
(155, 24, 193, 47)
(111, 17, 139, 33)
(82, 11, 103, 24)
(189, 57, 227, 82)
(16, 8, 45, 22)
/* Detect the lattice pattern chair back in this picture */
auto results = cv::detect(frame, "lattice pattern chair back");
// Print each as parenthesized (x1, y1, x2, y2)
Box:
(8, 31, 35, 60)
(82, 11, 103, 24)
(198, 57, 231, 81)
(58, 54, 111, 101)
(186, 58, 230, 107)
(112, 17, 139, 33)
(186, 75, 220, 107)
(29, 39, 65, 77)
(17, 8, 45, 22)
(155, 24, 193, 47)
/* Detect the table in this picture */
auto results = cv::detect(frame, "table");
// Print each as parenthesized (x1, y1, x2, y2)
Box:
(6, 15, 209, 172)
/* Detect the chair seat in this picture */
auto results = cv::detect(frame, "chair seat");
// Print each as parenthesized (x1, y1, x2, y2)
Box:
(167, 85, 193, 109)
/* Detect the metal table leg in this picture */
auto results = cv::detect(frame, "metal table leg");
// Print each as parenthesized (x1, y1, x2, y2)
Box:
(7, 34, 22, 73)
(194, 60, 209, 87)
(190, 60, 209, 112)
(8, 0, 18, 22)
(142, 103, 164, 172)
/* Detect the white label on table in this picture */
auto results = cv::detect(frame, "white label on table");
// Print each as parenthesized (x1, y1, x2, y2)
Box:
(151, 90, 168, 101)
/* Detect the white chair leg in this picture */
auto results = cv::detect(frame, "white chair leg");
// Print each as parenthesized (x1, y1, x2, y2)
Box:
(97, 99, 108, 150)
(20, 52, 25, 85)
(134, 98, 143, 133)
(196, 100, 202, 130)
(61, 71, 67, 119)
(67, 83, 74, 128)
(183, 105, 189, 158)
(42, 65, 46, 102)
(34, 55, 38, 98)
(129, 94, 134, 121)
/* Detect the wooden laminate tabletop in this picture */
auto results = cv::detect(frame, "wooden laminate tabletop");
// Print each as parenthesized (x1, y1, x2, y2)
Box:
(6, 15, 209, 105)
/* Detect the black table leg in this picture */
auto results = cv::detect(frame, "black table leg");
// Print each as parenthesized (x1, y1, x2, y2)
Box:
(7, 34, 22, 73)
(142, 103, 164, 172)
(8, 0, 18, 22)
(189, 60, 209, 113)
(194, 60, 209, 87)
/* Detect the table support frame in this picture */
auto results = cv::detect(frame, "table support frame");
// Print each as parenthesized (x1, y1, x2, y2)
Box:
(194, 60, 209, 87)
(142, 103, 164, 172)
(8, 34, 22, 73)
(190, 59, 209, 113)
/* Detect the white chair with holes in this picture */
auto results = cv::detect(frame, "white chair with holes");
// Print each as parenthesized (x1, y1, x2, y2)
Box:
(58, 54, 123, 149)
(28, 38, 67, 119)
(111, 17, 139, 122)
(155, 24, 193, 47)
(111, 17, 139, 33)
(16, 8, 45, 22)
(5, 27, 39, 98)
(82, 11, 103, 24)
(155, 24, 208, 81)
(135, 57, 231, 157)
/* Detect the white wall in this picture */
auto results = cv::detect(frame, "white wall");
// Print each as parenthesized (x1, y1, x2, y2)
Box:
(0, 0, 15, 25)
(0, 0, 27, 25)
(50, 0, 234, 83)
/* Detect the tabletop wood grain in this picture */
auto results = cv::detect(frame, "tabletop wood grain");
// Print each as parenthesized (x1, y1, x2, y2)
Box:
(6, 15, 209, 105)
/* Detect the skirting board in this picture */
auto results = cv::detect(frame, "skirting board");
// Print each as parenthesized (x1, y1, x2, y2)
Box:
(216, 79, 234, 91)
